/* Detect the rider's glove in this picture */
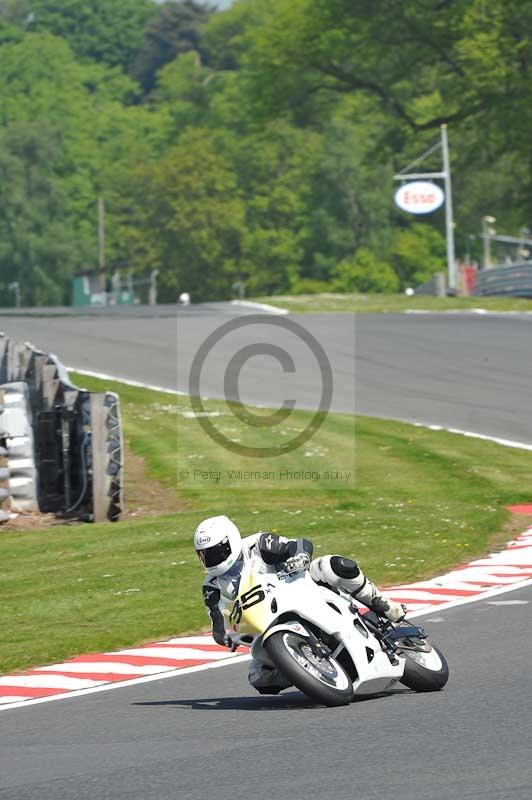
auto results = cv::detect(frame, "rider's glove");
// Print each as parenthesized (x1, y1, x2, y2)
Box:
(373, 597, 407, 622)
(284, 553, 311, 574)
(213, 629, 234, 648)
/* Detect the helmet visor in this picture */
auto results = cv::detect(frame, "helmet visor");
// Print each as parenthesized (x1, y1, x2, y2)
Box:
(197, 536, 232, 569)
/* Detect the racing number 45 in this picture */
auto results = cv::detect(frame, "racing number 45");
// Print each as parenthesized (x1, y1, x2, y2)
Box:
(229, 585, 266, 625)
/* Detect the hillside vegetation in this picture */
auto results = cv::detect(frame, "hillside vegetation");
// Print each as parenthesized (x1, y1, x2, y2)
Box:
(0, 0, 530, 304)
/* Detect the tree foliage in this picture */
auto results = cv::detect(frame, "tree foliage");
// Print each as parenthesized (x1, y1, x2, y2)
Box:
(0, 122, 88, 305)
(26, 0, 156, 70)
(125, 129, 246, 302)
(333, 249, 399, 294)
(0, 0, 530, 305)
(133, 0, 214, 93)
(392, 225, 447, 288)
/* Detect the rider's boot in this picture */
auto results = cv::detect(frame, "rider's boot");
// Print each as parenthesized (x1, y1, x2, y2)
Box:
(248, 659, 291, 695)
(310, 556, 405, 622)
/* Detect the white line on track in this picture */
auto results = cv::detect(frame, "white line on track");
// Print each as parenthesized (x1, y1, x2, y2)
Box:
(0, 655, 252, 712)
(35, 662, 176, 675)
(67, 367, 182, 395)
(405, 309, 532, 317)
(0, 675, 104, 690)
(230, 300, 289, 315)
(68, 371, 532, 453)
(411, 422, 532, 451)
(115, 647, 234, 661)
(486, 600, 529, 605)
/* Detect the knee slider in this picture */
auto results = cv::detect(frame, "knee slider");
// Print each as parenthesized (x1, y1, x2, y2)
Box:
(330, 556, 360, 580)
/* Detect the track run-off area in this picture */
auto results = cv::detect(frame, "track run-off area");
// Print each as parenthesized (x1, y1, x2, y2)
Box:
(1, 304, 531, 800)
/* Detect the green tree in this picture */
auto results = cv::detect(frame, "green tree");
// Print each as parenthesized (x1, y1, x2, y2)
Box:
(392, 224, 446, 288)
(204, 0, 270, 71)
(235, 0, 532, 233)
(332, 248, 399, 293)
(152, 51, 212, 136)
(0, 123, 90, 306)
(0, 33, 158, 298)
(231, 120, 321, 295)
(26, 0, 156, 70)
(0, 0, 25, 44)
(0, 32, 138, 126)
(133, 0, 214, 93)
(302, 100, 395, 280)
(124, 129, 246, 302)
(1, 0, 530, 306)
(240, 0, 478, 130)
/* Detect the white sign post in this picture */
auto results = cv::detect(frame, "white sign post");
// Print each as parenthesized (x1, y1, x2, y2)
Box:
(393, 124, 456, 291)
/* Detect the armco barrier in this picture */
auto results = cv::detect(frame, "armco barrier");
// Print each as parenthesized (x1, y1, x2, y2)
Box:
(475, 261, 532, 297)
(0, 334, 123, 523)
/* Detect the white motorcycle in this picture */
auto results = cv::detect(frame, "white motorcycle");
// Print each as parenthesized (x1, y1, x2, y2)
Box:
(221, 556, 449, 707)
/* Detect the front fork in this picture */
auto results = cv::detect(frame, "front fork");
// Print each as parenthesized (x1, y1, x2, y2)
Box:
(353, 607, 428, 664)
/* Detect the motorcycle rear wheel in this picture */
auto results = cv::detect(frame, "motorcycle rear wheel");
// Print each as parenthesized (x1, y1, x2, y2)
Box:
(265, 631, 354, 707)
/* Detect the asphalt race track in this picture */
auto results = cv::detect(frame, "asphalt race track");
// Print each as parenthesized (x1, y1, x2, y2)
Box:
(2, 585, 531, 800)
(1, 304, 532, 441)
(1, 305, 532, 799)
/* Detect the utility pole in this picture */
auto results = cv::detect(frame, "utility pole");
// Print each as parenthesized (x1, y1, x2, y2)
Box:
(98, 197, 106, 296)
(482, 216, 496, 269)
(8, 281, 20, 308)
(149, 269, 158, 306)
(440, 125, 456, 292)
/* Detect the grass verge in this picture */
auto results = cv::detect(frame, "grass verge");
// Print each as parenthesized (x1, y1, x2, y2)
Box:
(254, 293, 532, 314)
(1, 373, 531, 673)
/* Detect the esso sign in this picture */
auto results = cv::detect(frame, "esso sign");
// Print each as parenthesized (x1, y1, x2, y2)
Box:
(394, 181, 445, 215)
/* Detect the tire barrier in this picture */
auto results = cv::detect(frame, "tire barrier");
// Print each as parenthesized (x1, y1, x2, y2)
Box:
(474, 261, 532, 297)
(0, 382, 37, 521)
(0, 334, 123, 523)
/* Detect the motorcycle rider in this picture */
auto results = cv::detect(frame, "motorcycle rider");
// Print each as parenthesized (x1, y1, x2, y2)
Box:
(194, 515, 406, 694)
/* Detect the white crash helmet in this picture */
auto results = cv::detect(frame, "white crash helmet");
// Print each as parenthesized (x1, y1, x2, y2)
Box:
(194, 515, 242, 577)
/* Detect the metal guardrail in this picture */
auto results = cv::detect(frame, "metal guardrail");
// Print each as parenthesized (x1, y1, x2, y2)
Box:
(475, 262, 532, 297)
(0, 334, 123, 523)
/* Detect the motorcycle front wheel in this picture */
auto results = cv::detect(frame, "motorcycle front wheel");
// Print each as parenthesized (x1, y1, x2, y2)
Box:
(397, 637, 449, 692)
(265, 631, 354, 707)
